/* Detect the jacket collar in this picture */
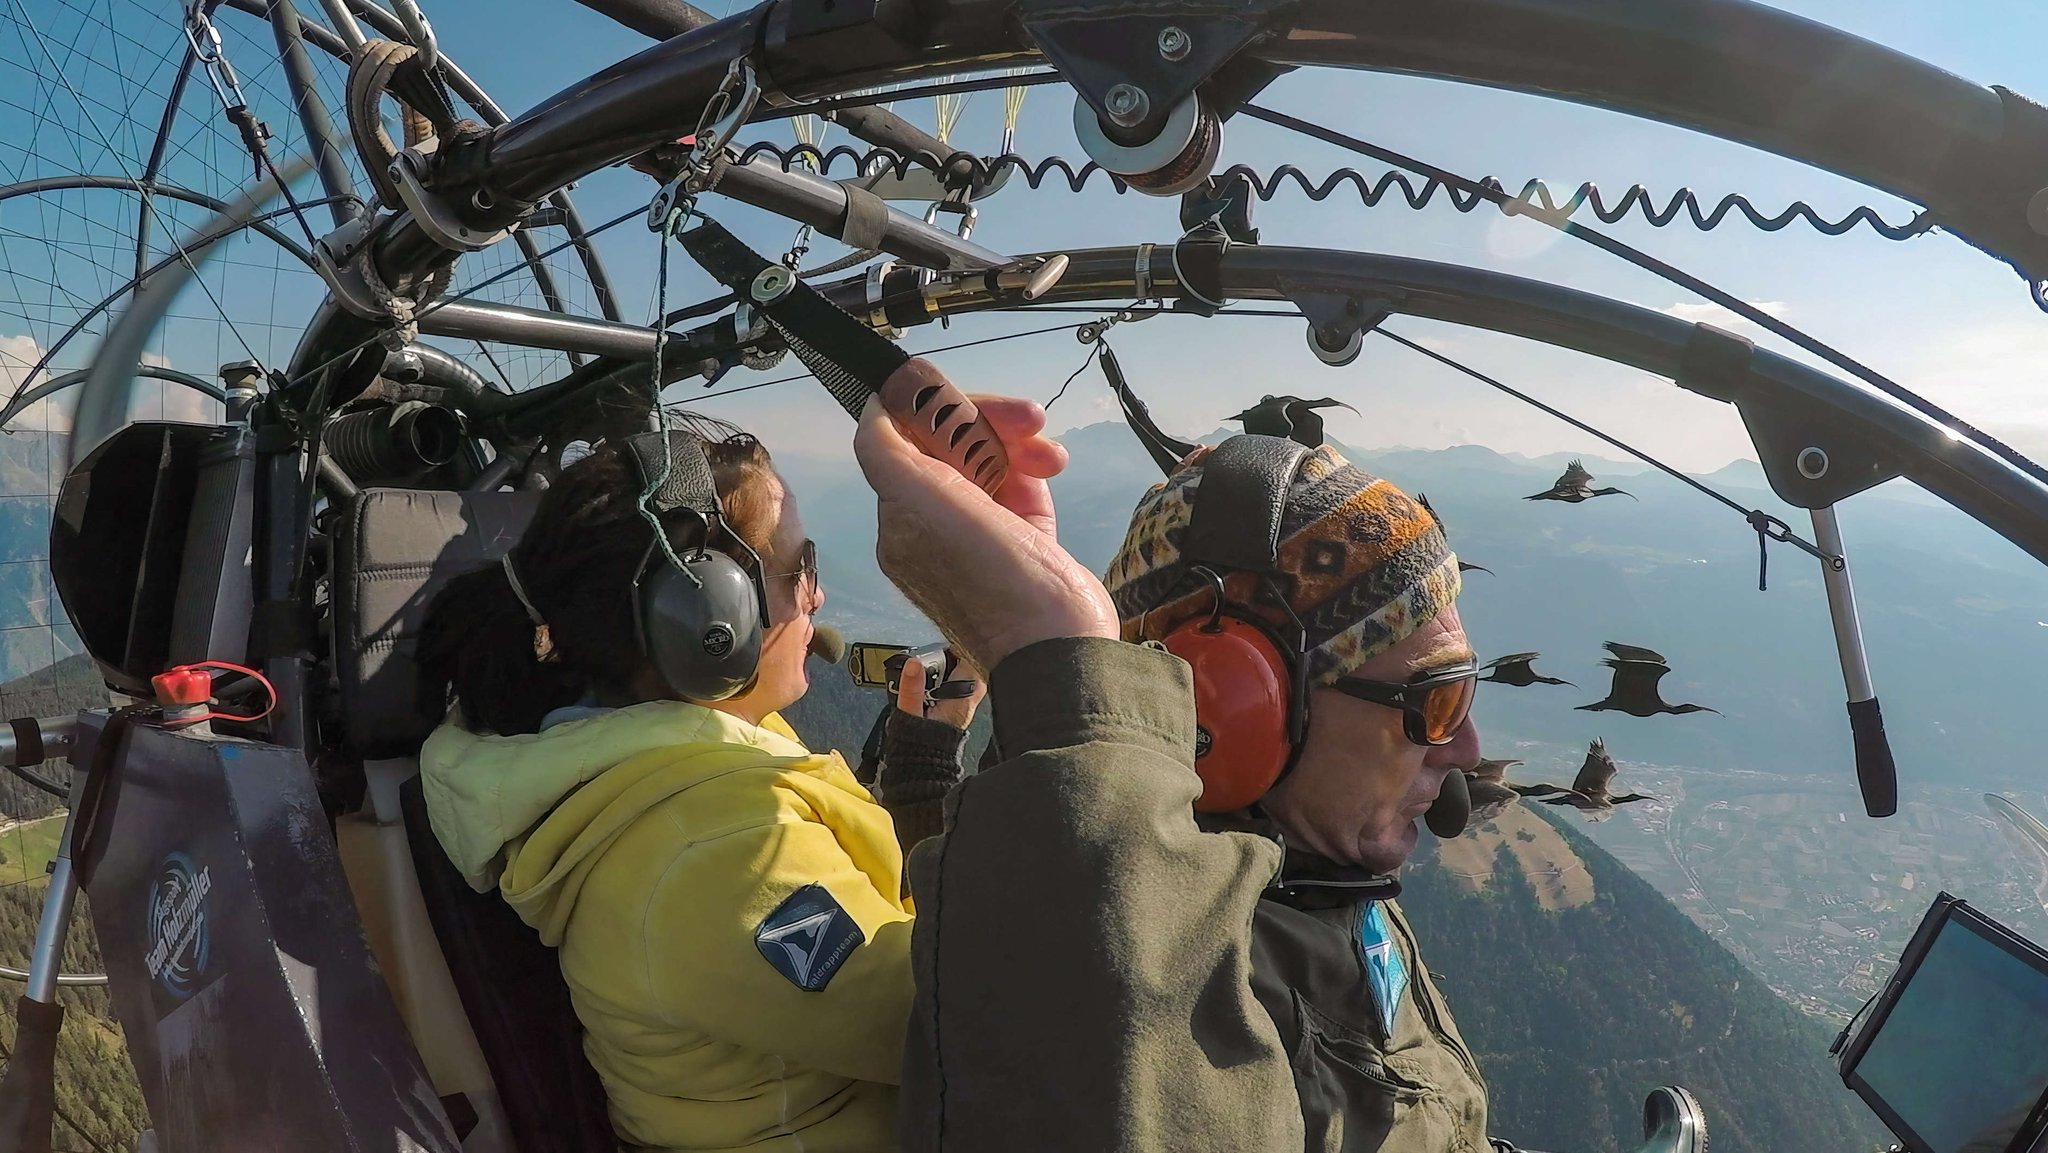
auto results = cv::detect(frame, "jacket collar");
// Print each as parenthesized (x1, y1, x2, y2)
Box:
(1196, 810, 1402, 910)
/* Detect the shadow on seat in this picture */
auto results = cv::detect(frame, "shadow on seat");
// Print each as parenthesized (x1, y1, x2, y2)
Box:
(328, 486, 618, 1152)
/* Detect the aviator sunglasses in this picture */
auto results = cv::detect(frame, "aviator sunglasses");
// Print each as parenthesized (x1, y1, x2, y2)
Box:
(1328, 661, 1480, 747)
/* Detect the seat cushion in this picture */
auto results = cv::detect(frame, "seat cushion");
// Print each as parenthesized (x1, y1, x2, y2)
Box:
(333, 488, 539, 759)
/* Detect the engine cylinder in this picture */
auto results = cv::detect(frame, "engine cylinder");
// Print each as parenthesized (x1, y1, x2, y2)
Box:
(325, 401, 463, 482)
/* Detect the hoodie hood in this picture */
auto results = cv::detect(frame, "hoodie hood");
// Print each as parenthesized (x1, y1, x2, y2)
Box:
(420, 700, 848, 893)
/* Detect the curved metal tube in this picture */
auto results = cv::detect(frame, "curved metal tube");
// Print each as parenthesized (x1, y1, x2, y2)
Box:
(0, 964, 107, 989)
(72, 160, 309, 465)
(0, 365, 226, 430)
(0, 179, 325, 419)
(909, 243, 2048, 569)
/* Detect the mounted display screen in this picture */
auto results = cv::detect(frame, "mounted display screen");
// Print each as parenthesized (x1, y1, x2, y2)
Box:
(1841, 893, 2048, 1153)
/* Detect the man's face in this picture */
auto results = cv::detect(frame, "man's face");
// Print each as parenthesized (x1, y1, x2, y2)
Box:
(1260, 603, 1481, 874)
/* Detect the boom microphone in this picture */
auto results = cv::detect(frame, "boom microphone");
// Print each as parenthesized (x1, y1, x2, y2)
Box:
(808, 623, 847, 666)
(1424, 768, 1471, 838)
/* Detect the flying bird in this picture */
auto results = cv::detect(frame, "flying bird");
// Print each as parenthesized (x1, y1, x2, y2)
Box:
(1481, 652, 1573, 688)
(1460, 757, 1560, 825)
(1525, 459, 1635, 503)
(1415, 493, 1486, 574)
(1230, 394, 1358, 448)
(1577, 642, 1720, 717)
(1537, 738, 1654, 818)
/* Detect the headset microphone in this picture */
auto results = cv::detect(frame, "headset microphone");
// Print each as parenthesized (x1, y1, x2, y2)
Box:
(808, 623, 847, 666)
(1424, 769, 1471, 839)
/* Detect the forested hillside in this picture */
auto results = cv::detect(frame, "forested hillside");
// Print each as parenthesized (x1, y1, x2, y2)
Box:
(1404, 807, 1890, 1153)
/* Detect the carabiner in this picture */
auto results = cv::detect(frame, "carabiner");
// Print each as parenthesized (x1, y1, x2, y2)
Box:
(686, 58, 762, 187)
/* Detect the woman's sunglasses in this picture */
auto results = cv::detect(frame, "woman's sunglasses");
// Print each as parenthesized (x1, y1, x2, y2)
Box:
(765, 539, 819, 597)
(1328, 661, 1480, 747)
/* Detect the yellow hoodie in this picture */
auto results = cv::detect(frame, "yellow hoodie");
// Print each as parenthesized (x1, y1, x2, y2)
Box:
(420, 701, 912, 1152)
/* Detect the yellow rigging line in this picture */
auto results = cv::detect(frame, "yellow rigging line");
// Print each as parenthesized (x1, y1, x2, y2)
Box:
(1001, 67, 1030, 157)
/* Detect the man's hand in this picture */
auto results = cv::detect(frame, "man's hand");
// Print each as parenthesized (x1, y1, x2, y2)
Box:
(894, 653, 986, 730)
(854, 359, 1119, 675)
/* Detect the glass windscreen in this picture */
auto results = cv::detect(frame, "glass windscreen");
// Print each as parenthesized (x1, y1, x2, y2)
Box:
(1855, 915, 2048, 1153)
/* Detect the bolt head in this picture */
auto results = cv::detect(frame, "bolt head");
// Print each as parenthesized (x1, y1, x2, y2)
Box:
(1797, 446, 1830, 479)
(750, 265, 794, 303)
(1103, 83, 1150, 128)
(1158, 25, 1191, 61)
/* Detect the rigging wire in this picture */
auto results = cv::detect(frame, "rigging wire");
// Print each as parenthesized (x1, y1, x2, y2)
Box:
(1236, 101, 2048, 494)
(688, 320, 1091, 403)
(1374, 324, 1829, 588)
(4, 0, 266, 367)
(751, 71, 1064, 122)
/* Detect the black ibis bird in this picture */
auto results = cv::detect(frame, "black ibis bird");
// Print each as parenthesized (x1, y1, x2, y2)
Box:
(1463, 757, 1561, 824)
(1481, 652, 1573, 688)
(1537, 738, 1655, 817)
(1230, 395, 1358, 448)
(1525, 459, 1635, 503)
(1577, 642, 1720, 717)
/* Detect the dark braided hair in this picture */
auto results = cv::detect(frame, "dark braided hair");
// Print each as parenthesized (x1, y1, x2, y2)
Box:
(418, 414, 781, 736)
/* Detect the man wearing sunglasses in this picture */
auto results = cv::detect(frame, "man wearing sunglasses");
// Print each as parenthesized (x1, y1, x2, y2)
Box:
(854, 365, 1489, 1152)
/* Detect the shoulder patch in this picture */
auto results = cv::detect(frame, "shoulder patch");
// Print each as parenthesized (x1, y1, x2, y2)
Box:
(755, 884, 865, 991)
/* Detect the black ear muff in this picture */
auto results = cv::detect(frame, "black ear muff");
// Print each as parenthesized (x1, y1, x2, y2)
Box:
(636, 544, 765, 703)
(1161, 609, 1300, 813)
(623, 429, 771, 704)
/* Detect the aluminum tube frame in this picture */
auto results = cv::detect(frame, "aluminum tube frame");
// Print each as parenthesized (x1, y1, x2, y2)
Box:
(715, 155, 1009, 272)
(0, 718, 76, 770)
(895, 243, 2048, 569)
(267, 0, 362, 227)
(135, 48, 199, 286)
(418, 298, 663, 359)
(1808, 506, 1876, 703)
(25, 824, 79, 1004)
(315, 0, 369, 52)
(381, 0, 2037, 282)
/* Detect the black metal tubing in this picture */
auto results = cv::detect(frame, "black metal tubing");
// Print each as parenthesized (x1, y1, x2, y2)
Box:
(374, 0, 2048, 287)
(716, 154, 1009, 271)
(571, 0, 716, 39)
(417, 299, 662, 359)
(0, 366, 226, 430)
(135, 47, 199, 285)
(916, 243, 2048, 568)
(266, 0, 361, 227)
(219, 0, 624, 321)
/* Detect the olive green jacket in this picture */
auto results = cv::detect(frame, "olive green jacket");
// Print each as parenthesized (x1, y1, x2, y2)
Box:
(898, 637, 1489, 1152)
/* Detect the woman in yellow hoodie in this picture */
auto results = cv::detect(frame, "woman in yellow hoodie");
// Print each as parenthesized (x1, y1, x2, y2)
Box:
(414, 416, 984, 1152)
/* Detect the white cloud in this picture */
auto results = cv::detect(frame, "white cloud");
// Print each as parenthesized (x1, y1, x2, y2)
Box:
(0, 333, 73, 433)
(1655, 301, 1792, 333)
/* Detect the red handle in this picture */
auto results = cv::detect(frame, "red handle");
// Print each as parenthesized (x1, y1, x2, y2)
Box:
(879, 370, 1010, 496)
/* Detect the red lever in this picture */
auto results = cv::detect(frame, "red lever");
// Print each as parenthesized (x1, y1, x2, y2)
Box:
(152, 668, 212, 708)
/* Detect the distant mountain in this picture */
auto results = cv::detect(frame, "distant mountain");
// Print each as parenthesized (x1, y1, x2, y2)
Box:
(783, 423, 2048, 797)
(1405, 805, 1891, 1152)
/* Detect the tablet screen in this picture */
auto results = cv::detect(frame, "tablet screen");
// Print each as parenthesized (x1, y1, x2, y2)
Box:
(1851, 910, 2048, 1153)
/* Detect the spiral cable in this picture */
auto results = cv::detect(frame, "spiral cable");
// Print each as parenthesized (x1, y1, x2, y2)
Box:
(732, 142, 1931, 240)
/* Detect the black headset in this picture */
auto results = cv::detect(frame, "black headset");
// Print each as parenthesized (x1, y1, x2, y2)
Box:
(623, 430, 772, 703)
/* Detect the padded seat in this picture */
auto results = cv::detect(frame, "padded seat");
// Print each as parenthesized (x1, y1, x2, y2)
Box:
(329, 487, 618, 1152)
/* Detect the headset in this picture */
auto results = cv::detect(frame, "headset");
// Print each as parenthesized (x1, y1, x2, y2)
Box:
(1151, 434, 1473, 836)
(622, 429, 772, 703)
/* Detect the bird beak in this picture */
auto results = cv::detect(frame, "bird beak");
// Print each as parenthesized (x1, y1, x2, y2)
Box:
(1308, 398, 1359, 414)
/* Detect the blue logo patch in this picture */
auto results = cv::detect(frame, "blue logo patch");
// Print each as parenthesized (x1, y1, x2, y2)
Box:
(755, 884, 864, 992)
(144, 851, 213, 1001)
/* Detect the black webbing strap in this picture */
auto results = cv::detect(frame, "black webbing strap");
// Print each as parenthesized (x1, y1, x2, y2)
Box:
(71, 705, 156, 890)
(7, 719, 41, 770)
(624, 428, 719, 518)
(1183, 435, 1309, 574)
(678, 221, 909, 417)
(1099, 342, 1198, 475)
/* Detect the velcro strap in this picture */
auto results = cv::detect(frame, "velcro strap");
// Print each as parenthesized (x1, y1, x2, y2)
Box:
(8, 718, 42, 769)
(1184, 434, 1309, 573)
(839, 185, 890, 251)
(625, 430, 718, 517)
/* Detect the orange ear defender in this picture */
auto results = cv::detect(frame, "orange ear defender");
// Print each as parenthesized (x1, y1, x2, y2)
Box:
(1158, 566, 1310, 813)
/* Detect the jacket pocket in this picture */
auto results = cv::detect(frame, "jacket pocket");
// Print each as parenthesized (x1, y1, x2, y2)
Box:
(1289, 991, 1425, 1153)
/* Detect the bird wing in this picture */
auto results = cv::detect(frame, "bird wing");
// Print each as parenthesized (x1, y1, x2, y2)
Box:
(1603, 641, 1668, 664)
(1511, 782, 1564, 797)
(1485, 652, 1541, 670)
(1561, 460, 1594, 488)
(1574, 745, 1619, 795)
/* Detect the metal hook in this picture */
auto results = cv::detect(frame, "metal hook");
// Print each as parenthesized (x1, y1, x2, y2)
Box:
(1192, 565, 1229, 632)
(388, 0, 440, 73)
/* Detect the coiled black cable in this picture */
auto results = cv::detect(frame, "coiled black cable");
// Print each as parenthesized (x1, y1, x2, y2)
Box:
(732, 142, 1929, 240)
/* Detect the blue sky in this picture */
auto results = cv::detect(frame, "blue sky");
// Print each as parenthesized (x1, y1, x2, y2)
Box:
(10, 0, 2048, 476)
